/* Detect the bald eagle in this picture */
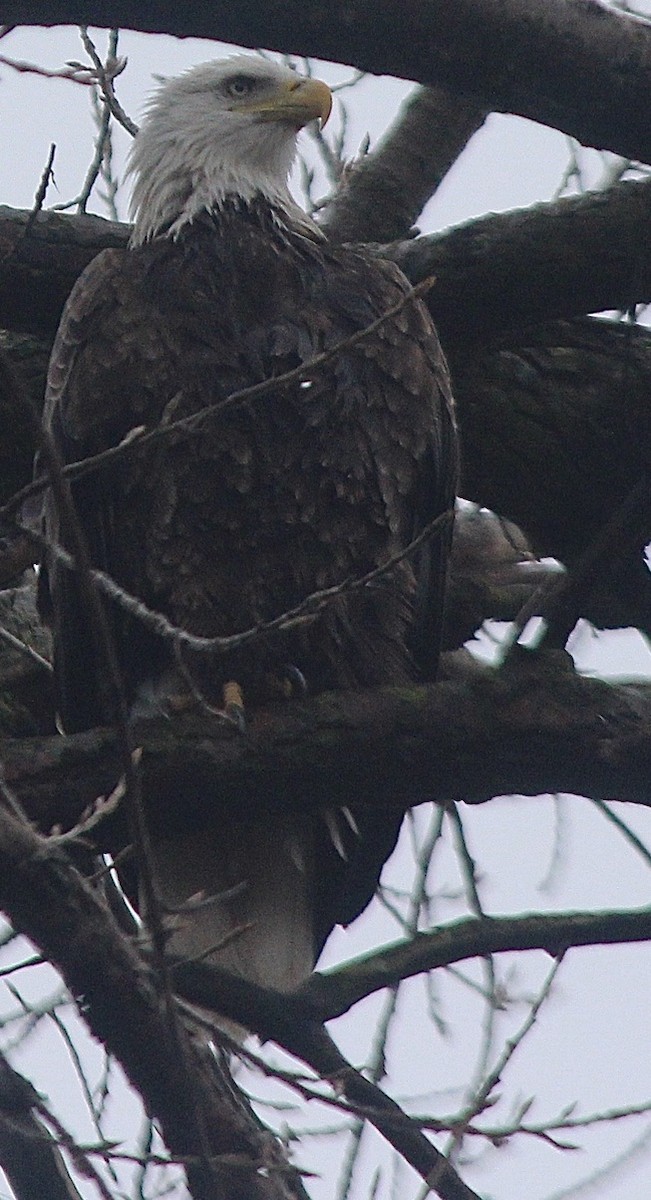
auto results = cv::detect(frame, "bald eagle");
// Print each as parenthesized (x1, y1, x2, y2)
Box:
(39, 57, 457, 992)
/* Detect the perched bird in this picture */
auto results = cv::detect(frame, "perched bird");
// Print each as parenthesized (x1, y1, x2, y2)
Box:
(39, 57, 457, 993)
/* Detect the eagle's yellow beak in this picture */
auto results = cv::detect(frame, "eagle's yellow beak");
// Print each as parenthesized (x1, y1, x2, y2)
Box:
(240, 75, 332, 129)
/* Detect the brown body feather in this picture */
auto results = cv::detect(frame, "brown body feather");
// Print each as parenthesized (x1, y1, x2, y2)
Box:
(40, 200, 457, 984)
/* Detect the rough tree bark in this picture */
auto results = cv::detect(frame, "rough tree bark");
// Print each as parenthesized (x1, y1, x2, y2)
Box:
(2, 0, 651, 160)
(3, 653, 650, 848)
(3, 177, 651, 339)
(319, 85, 490, 243)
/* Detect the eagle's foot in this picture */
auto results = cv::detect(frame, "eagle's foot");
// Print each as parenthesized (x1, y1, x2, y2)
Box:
(223, 679, 247, 732)
(265, 663, 308, 701)
(165, 692, 197, 714)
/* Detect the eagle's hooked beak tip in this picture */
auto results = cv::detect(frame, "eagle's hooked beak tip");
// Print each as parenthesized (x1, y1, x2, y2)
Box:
(288, 75, 333, 128)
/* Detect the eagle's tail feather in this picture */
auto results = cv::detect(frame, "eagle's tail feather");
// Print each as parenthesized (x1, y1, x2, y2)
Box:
(145, 817, 317, 1000)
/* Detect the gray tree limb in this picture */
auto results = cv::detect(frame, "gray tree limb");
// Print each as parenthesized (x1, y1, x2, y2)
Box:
(394, 175, 651, 343)
(2, 175, 650, 343)
(3, 0, 651, 161)
(3, 652, 650, 851)
(0, 1054, 85, 1200)
(170, 904, 651, 1025)
(320, 85, 489, 243)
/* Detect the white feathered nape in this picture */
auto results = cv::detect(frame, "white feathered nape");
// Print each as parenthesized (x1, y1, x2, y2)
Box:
(128, 56, 329, 244)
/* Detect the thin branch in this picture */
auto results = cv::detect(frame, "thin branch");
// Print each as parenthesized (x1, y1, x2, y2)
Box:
(6, 273, 436, 520)
(589, 798, 651, 869)
(24, 144, 56, 238)
(77, 26, 137, 137)
(445, 956, 562, 1144)
(304, 907, 651, 1020)
(0, 1050, 86, 1200)
(36, 410, 229, 1192)
(0, 622, 52, 673)
(0, 53, 92, 84)
(541, 1123, 651, 1200)
(22, 502, 452, 675)
(337, 807, 445, 1200)
(445, 807, 498, 1162)
(465, 1098, 651, 1142)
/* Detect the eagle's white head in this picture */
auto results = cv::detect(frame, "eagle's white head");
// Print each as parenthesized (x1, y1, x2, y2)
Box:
(128, 56, 332, 245)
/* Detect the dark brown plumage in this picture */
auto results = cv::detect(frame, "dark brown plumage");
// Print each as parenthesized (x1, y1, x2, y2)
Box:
(39, 58, 457, 990)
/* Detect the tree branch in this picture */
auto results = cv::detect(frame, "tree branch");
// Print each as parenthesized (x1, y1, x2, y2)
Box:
(0, 802, 307, 1200)
(3, 0, 651, 160)
(394, 176, 651, 343)
(0, 1053, 85, 1200)
(3, 653, 651, 852)
(0, 206, 126, 336)
(0, 796, 481, 1200)
(320, 85, 489, 243)
(2, 174, 650, 343)
(169, 963, 484, 1200)
(303, 906, 651, 1019)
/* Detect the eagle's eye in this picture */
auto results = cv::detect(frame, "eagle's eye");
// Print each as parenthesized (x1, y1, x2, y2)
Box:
(226, 75, 257, 99)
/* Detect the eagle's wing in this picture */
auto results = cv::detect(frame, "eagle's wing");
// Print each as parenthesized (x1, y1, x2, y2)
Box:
(301, 252, 457, 949)
(39, 248, 140, 732)
(365, 257, 458, 680)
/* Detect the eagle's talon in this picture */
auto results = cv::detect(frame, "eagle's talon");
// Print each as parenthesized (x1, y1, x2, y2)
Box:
(279, 664, 308, 698)
(223, 680, 247, 732)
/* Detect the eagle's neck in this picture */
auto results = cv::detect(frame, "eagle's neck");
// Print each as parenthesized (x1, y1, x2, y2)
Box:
(130, 188, 323, 248)
(128, 117, 321, 246)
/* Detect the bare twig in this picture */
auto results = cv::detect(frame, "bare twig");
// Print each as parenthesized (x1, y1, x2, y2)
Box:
(34, 422, 220, 1178)
(444, 806, 499, 1164)
(0, 54, 92, 83)
(24, 144, 56, 238)
(0, 623, 52, 673)
(589, 798, 651, 869)
(24, 502, 452, 675)
(337, 807, 445, 1200)
(77, 27, 138, 137)
(451, 956, 562, 1132)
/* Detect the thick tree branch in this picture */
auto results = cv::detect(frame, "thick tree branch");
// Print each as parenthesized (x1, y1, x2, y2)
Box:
(2, 176, 650, 343)
(320, 85, 489, 243)
(0, 206, 127, 337)
(394, 176, 651, 343)
(0, 802, 307, 1200)
(3, 0, 651, 161)
(2, 653, 650, 853)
